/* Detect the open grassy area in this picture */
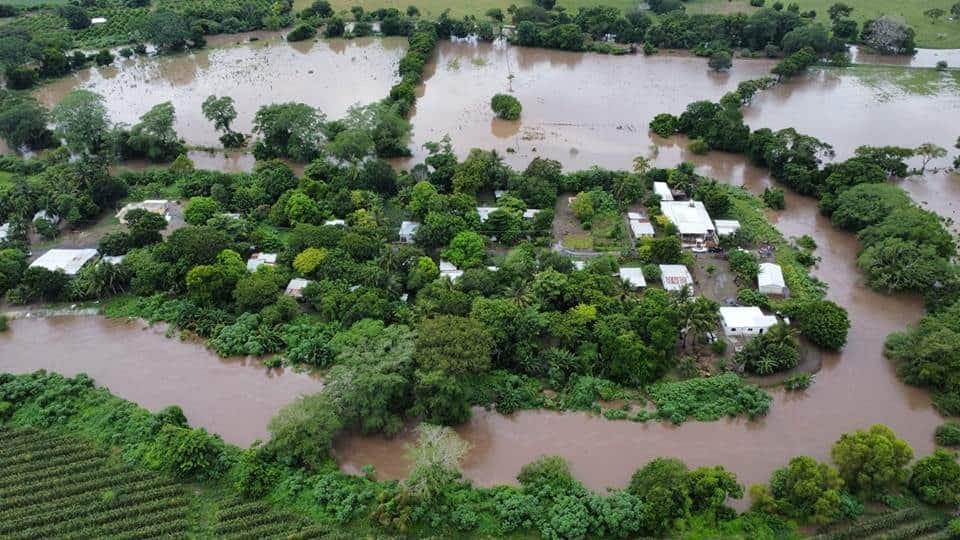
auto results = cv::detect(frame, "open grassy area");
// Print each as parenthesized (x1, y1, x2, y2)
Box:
(295, 0, 960, 48)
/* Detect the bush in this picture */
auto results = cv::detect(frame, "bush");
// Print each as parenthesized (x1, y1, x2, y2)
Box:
(0, 314, 7, 332)
(708, 50, 732, 71)
(288, 23, 317, 41)
(94, 50, 114, 66)
(783, 372, 812, 391)
(935, 422, 960, 446)
(786, 299, 849, 350)
(762, 187, 785, 209)
(689, 138, 709, 154)
(909, 449, 960, 505)
(647, 374, 772, 424)
(490, 93, 522, 120)
(649, 113, 678, 137)
(146, 424, 228, 480)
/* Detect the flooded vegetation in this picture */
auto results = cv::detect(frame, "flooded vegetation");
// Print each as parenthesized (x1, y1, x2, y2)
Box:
(34, 34, 407, 148)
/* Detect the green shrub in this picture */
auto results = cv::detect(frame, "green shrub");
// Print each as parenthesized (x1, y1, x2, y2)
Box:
(689, 138, 709, 154)
(935, 422, 960, 446)
(647, 374, 772, 424)
(0, 314, 7, 332)
(762, 187, 786, 209)
(490, 93, 522, 120)
(146, 424, 229, 480)
(783, 372, 813, 391)
(287, 23, 317, 41)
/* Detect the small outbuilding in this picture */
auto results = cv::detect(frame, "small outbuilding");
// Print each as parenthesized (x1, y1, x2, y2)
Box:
(659, 264, 694, 292)
(30, 249, 99, 276)
(758, 262, 787, 296)
(0, 223, 9, 242)
(719, 306, 778, 337)
(246, 252, 277, 272)
(399, 221, 420, 243)
(714, 219, 741, 237)
(324, 219, 346, 227)
(629, 220, 655, 238)
(619, 267, 647, 288)
(439, 260, 463, 282)
(285, 278, 312, 299)
(116, 200, 170, 224)
(523, 209, 541, 219)
(477, 207, 498, 223)
(90, 17, 107, 24)
(653, 182, 674, 202)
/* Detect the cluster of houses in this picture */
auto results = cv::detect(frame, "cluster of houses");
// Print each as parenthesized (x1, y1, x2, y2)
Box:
(653, 182, 742, 250)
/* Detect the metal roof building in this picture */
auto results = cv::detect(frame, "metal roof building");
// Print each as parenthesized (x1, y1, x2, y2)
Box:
(619, 267, 647, 288)
(714, 219, 741, 237)
(246, 252, 277, 272)
(653, 182, 674, 201)
(30, 249, 99, 276)
(758, 262, 787, 296)
(659, 201, 716, 241)
(399, 221, 420, 243)
(659, 264, 694, 292)
(285, 278, 313, 298)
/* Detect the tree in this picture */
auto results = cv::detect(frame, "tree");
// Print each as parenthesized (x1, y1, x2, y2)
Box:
(293, 247, 327, 275)
(915, 143, 947, 173)
(751, 456, 843, 524)
(252, 102, 325, 161)
(125, 208, 168, 247)
(145, 425, 226, 480)
(0, 93, 52, 150)
(953, 2, 960, 19)
(123, 101, 184, 162)
(287, 23, 317, 42)
(202, 95, 244, 148)
(708, 51, 732, 72)
(233, 266, 285, 311)
(628, 458, 692, 534)
(486, 8, 504, 22)
(650, 113, 678, 137)
(441, 231, 486, 269)
(50, 90, 110, 156)
(924, 8, 946, 23)
(828, 2, 853, 21)
(861, 17, 915, 55)
(736, 322, 800, 375)
(59, 5, 91, 30)
(147, 10, 192, 50)
(785, 299, 849, 350)
(858, 207, 956, 259)
(184, 196, 221, 226)
(268, 392, 343, 469)
(415, 315, 493, 375)
(910, 449, 960, 505)
(491, 93, 522, 120)
(830, 183, 911, 231)
(858, 238, 949, 293)
(831, 424, 912, 499)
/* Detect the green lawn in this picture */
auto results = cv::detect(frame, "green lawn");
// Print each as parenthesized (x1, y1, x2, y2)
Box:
(296, 0, 960, 48)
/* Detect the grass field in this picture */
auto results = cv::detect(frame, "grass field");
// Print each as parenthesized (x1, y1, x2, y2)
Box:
(295, 0, 960, 48)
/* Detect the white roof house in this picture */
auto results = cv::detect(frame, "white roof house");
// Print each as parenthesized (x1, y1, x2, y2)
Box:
(477, 207, 498, 223)
(285, 278, 312, 298)
(758, 263, 787, 296)
(659, 264, 694, 292)
(629, 220, 655, 238)
(659, 200, 716, 243)
(30, 249, 98, 276)
(399, 221, 420, 243)
(619, 267, 647, 288)
(653, 182, 674, 201)
(324, 219, 346, 227)
(715, 220, 741, 237)
(720, 306, 779, 337)
(246, 252, 277, 272)
(91, 17, 107, 24)
(572, 260, 586, 270)
(439, 260, 463, 282)
(116, 200, 170, 224)
(494, 190, 507, 199)
(101, 255, 125, 265)
(33, 210, 59, 225)
(0, 223, 9, 242)
(523, 209, 541, 219)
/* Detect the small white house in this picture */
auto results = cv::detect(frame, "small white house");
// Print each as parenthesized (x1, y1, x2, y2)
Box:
(719, 306, 779, 337)
(30, 249, 99, 276)
(629, 220, 655, 238)
(653, 182, 674, 201)
(246, 252, 277, 272)
(758, 263, 787, 296)
(90, 17, 107, 24)
(572, 260, 586, 271)
(0, 223, 9, 242)
(660, 201, 716, 246)
(439, 260, 463, 282)
(324, 219, 346, 227)
(399, 221, 420, 243)
(619, 267, 647, 288)
(285, 278, 312, 299)
(116, 200, 170, 224)
(33, 210, 60, 226)
(477, 207, 498, 223)
(714, 219, 741, 237)
(659, 264, 694, 292)
(101, 255, 125, 265)
(523, 209, 541, 219)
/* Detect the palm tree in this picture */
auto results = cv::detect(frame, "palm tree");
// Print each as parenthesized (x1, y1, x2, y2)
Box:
(632, 155, 651, 176)
(504, 279, 533, 307)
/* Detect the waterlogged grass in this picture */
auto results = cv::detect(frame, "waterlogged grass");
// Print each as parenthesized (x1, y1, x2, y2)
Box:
(838, 64, 960, 98)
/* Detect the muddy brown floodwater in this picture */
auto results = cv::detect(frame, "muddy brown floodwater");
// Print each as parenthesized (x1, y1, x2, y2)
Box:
(0, 316, 323, 446)
(34, 34, 407, 148)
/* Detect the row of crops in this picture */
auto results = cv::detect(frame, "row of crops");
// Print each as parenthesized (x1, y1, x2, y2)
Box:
(0, 427, 192, 539)
(810, 505, 951, 540)
(0, 426, 349, 538)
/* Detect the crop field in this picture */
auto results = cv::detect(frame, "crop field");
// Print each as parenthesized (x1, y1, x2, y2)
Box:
(0, 426, 338, 539)
(0, 427, 192, 539)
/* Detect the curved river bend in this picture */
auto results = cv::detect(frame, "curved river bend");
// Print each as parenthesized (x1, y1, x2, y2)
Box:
(2, 37, 957, 493)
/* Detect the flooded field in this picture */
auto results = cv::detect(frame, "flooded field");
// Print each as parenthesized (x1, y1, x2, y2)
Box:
(34, 34, 407, 148)
(405, 41, 960, 172)
(0, 316, 323, 446)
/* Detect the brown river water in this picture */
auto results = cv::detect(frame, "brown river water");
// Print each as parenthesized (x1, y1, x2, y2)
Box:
(3, 38, 959, 493)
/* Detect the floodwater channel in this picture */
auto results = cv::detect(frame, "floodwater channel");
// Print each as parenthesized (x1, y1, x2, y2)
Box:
(0, 316, 323, 447)
(2, 36, 959, 494)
